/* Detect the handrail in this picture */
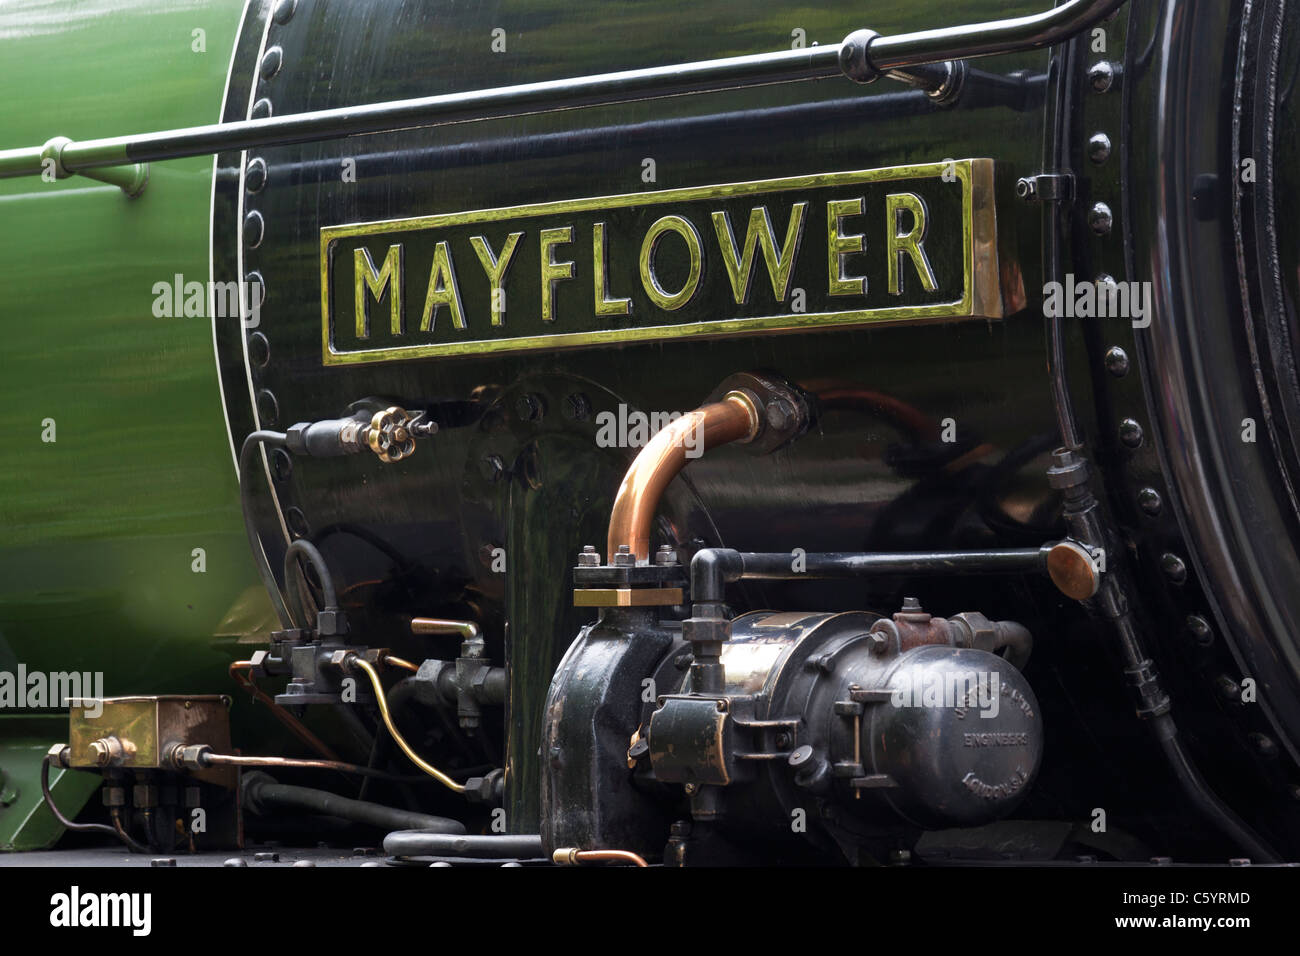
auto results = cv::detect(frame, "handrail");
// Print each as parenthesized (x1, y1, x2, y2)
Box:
(0, 0, 1124, 191)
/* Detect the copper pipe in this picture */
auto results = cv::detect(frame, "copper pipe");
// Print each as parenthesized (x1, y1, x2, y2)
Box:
(552, 847, 649, 867)
(349, 656, 469, 794)
(607, 390, 760, 563)
(200, 752, 423, 782)
(229, 661, 341, 762)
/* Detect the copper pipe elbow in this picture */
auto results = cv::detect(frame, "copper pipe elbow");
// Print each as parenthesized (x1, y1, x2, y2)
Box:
(607, 390, 761, 564)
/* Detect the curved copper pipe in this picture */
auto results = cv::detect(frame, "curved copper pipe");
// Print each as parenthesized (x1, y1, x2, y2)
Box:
(383, 655, 420, 672)
(553, 847, 649, 867)
(607, 391, 760, 564)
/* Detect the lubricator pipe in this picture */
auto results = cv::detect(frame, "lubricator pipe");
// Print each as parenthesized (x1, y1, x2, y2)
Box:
(383, 831, 544, 859)
(689, 546, 1054, 602)
(0, 0, 1122, 180)
(241, 772, 465, 834)
(608, 391, 761, 564)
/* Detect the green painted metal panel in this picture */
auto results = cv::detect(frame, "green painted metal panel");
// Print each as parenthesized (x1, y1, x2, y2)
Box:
(0, 0, 266, 844)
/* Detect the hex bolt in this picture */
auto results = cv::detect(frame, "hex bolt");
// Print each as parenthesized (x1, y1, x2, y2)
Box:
(1015, 177, 1037, 201)
(563, 392, 591, 422)
(479, 454, 505, 483)
(1089, 201, 1114, 235)
(765, 398, 796, 432)
(612, 544, 635, 567)
(151, 859, 177, 868)
(515, 392, 545, 422)
(868, 632, 890, 655)
(577, 545, 601, 567)
(655, 544, 678, 566)
(254, 851, 280, 863)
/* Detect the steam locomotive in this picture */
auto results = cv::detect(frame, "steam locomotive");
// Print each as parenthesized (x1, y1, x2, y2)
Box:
(2, 0, 1298, 868)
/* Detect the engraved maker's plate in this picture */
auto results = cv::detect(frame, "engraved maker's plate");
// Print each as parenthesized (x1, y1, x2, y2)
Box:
(319, 158, 1000, 365)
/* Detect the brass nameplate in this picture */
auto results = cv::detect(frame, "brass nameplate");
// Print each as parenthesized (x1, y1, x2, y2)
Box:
(320, 159, 1000, 365)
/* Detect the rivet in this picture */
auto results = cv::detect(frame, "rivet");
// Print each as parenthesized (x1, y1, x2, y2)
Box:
(1088, 132, 1112, 164)
(285, 507, 310, 539)
(272, 0, 297, 24)
(1105, 346, 1130, 377)
(256, 388, 279, 426)
(1089, 201, 1114, 235)
(1251, 733, 1278, 758)
(1216, 675, 1241, 701)
(1088, 61, 1117, 93)
(1119, 418, 1144, 448)
(248, 330, 271, 368)
(251, 98, 273, 120)
(245, 157, 268, 193)
(1186, 614, 1214, 647)
(260, 45, 283, 80)
(271, 448, 293, 482)
(244, 210, 265, 249)
(1160, 552, 1187, 585)
(1137, 487, 1162, 516)
(244, 271, 266, 310)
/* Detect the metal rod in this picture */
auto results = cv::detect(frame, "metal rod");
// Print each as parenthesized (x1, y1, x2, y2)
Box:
(0, 0, 1122, 181)
(200, 752, 431, 783)
(867, 0, 1125, 70)
(690, 546, 1052, 601)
